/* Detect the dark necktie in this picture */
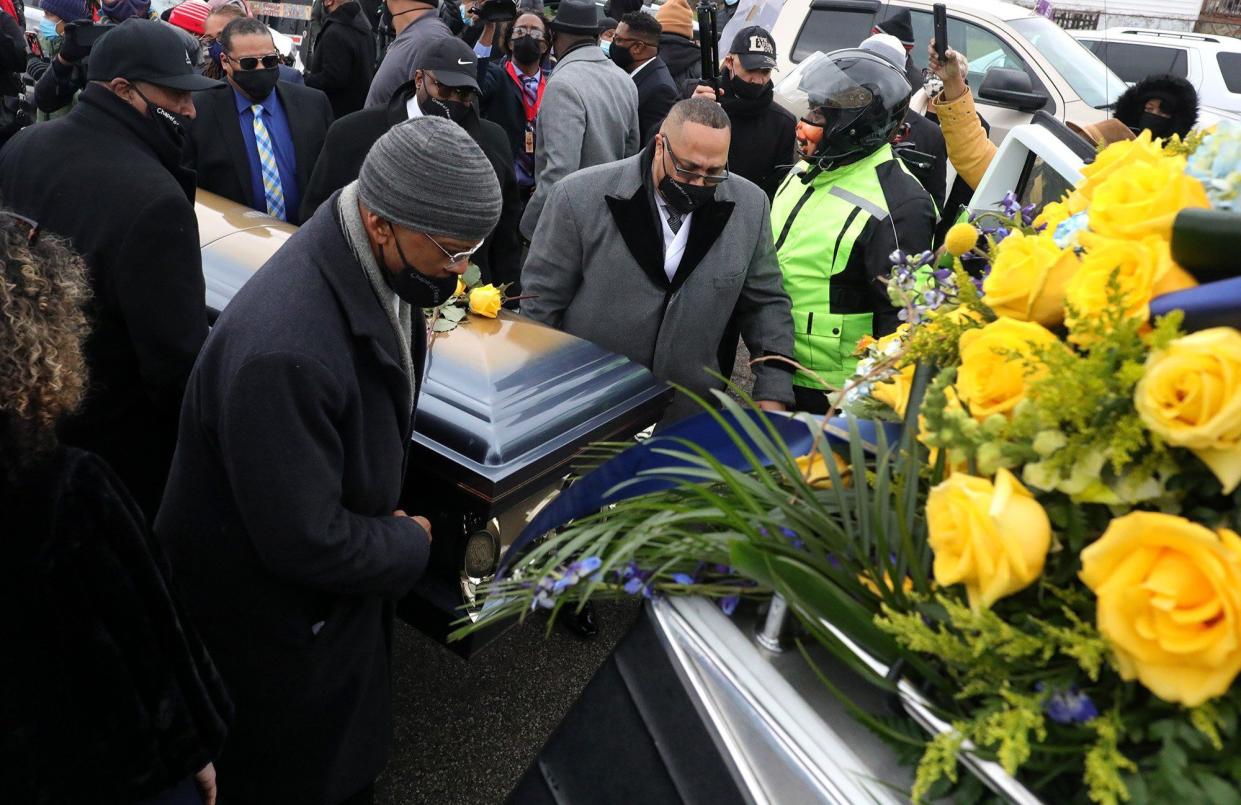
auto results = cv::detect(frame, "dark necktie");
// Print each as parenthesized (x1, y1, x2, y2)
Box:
(665, 206, 683, 235)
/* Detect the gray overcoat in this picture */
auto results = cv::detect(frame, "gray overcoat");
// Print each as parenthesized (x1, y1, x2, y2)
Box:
(522, 150, 796, 421)
(519, 43, 641, 239)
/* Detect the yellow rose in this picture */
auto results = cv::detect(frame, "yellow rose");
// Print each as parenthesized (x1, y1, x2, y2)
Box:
(956, 317, 1059, 420)
(454, 278, 466, 298)
(927, 468, 1051, 609)
(1136, 328, 1241, 493)
(795, 450, 850, 488)
(1064, 233, 1180, 338)
(1088, 156, 1209, 242)
(944, 222, 980, 257)
(1080, 512, 1241, 706)
(1032, 199, 1070, 232)
(872, 363, 916, 418)
(1075, 129, 1169, 202)
(467, 283, 503, 318)
(983, 231, 1080, 327)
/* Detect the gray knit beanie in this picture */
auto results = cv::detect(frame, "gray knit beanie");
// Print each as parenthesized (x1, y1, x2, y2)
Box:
(357, 116, 502, 242)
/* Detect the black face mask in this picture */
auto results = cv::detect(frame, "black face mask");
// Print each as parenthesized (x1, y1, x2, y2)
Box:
(382, 229, 460, 308)
(421, 94, 472, 125)
(1135, 110, 1175, 139)
(231, 66, 280, 102)
(658, 174, 716, 215)
(512, 35, 543, 67)
(132, 86, 186, 151)
(723, 69, 769, 101)
(609, 42, 635, 71)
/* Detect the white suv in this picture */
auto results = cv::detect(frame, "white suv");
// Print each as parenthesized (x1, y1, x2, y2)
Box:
(1074, 28, 1241, 115)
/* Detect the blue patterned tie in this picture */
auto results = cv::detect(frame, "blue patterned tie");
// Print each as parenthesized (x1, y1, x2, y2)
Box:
(251, 104, 286, 220)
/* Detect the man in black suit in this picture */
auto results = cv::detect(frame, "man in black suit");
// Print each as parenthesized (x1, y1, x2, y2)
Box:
(184, 16, 334, 225)
(611, 11, 679, 144)
(301, 37, 522, 287)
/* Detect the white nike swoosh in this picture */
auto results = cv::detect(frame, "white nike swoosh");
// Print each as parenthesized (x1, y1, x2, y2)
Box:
(458, 58, 472, 65)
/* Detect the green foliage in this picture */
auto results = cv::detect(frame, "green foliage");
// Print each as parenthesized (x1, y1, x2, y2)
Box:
(1086, 712, 1136, 804)
(912, 730, 963, 803)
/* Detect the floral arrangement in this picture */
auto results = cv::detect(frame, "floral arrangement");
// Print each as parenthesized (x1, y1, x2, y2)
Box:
(457, 127, 1241, 804)
(427, 263, 509, 335)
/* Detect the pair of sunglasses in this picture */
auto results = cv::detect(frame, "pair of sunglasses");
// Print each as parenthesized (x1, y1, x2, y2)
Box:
(226, 53, 282, 70)
(0, 211, 39, 245)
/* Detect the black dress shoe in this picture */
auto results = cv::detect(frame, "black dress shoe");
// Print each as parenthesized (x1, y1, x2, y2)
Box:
(561, 601, 599, 640)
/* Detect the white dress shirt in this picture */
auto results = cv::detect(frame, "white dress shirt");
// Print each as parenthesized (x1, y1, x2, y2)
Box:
(653, 191, 692, 281)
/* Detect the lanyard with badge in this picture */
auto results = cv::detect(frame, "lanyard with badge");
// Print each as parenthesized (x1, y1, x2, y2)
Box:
(505, 61, 546, 154)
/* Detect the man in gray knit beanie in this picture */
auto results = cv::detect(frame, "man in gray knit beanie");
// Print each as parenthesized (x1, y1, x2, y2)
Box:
(156, 113, 505, 805)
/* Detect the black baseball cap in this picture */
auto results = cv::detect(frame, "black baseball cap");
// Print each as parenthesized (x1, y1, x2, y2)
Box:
(730, 26, 777, 71)
(415, 36, 480, 91)
(87, 18, 221, 91)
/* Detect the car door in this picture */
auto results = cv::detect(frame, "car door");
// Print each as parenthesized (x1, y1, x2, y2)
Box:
(888, 7, 1058, 144)
(1084, 40, 1190, 85)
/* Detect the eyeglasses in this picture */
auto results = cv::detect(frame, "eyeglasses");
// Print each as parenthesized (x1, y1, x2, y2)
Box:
(423, 232, 485, 268)
(0, 211, 40, 245)
(611, 34, 654, 51)
(511, 26, 545, 40)
(424, 73, 478, 103)
(226, 53, 281, 70)
(661, 135, 729, 186)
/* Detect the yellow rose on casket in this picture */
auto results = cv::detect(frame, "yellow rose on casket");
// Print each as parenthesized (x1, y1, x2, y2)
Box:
(1064, 233, 1183, 338)
(956, 317, 1059, 420)
(1135, 327, 1241, 493)
(1080, 512, 1241, 706)
(1075, 130, 1170, 202)
(454, 278, 466, 298)
(1088, 156, 1209, 242)
(468, 283, 503, 318)
(983, 231, 1080, 327)
(927, 468, 1051, 609)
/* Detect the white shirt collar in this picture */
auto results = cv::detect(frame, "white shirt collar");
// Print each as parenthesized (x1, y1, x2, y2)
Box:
(630, 58, 654, 78)
(405, 95, 423, 120)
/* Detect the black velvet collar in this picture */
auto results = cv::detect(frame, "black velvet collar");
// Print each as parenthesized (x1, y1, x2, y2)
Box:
(604, 145, 735, 294)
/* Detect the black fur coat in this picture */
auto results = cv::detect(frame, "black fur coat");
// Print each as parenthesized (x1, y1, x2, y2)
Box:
(0, 447, 232, 804)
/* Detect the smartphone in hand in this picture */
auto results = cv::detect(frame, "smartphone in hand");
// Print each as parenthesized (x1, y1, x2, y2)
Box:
(25, 31, 42, 59)
(933, 3, 949, 61)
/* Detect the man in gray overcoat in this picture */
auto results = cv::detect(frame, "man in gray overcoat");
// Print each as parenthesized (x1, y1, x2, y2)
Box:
(518, 0, 641, 239)
(522, 97, 796, 422)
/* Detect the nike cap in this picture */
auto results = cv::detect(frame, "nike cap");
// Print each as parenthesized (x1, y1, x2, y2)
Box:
(415, 36, 480, 92)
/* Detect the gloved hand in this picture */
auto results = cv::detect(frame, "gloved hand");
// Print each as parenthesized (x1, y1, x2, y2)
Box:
(56, 22, 95, 63)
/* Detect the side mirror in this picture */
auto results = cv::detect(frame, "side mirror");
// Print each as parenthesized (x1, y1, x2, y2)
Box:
(977, 67, 1049, 112)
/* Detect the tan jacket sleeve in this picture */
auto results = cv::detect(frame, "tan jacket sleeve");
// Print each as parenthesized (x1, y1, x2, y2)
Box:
(931, 88, 996, 191)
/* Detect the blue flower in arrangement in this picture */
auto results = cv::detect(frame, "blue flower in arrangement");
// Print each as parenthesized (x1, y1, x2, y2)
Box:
(1053, 211, 1089, 249)
(998, 191, 1021, 218)
(719, 595, 740, 616)
(780, 527, 806, 551)
(530, 556, 604, 610)
(672, 573, 695, 585)
(1038, 684, 1099, 725)
(1187, 121, 1241, 210)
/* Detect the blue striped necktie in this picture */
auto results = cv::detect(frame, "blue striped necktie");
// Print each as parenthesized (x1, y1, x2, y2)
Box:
(251, 104, 286, 221)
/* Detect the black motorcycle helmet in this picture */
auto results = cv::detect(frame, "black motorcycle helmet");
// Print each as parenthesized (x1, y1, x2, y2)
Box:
(778, 49, 912, 174)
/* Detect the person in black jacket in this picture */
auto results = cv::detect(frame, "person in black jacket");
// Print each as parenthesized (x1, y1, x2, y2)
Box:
(302, 37, 522, 286)
(184, 16, 334, 224)
(0, 6, 27, 143)
(156, 116, 501, 805)
(305, 0, 375, 118)
(654, 0, 699, 87)
(0, 19, 219, 518)
(475, 10, 550, 203)
(692, 26, 794, 200)
(612, 11, 679, 144)
(0, 209, 231, 805)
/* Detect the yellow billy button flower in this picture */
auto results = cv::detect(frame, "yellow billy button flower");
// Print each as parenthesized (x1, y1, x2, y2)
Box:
(1080, 511, 1241, 707)
(468, 283, 503, 318)
(927, 468, 1051, 610)
(982, 230, 1080, 327)
(1136, 327, 1241, 493)
(943, 222, 980, 257)
(956, 317, 1059, 420)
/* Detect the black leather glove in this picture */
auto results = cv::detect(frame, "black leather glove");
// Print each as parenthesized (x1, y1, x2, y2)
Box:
(57, 22, 95, 64)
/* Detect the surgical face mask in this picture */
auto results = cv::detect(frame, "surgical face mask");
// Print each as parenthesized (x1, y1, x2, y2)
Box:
(39, 18, 59, 40)
(599, 40, 610, 56)
(724, 0, 738, 7)
(459, 2, 472, 24)
(383, 229, 461, 308)
(231, 66, 280, 101)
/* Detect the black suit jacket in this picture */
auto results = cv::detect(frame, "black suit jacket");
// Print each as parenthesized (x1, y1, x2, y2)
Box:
(300, 81, 524, 287)
(184, 81, 335, 225)
(634, 57, 680, 146)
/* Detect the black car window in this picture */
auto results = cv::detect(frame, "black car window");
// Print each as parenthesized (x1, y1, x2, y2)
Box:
(1218, 52, 1241, 93)
(792, 1, 879, 63)
(1092, 41, 1188, 82)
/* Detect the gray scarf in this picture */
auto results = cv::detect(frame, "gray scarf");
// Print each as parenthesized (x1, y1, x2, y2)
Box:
(336, 181, 417, 407)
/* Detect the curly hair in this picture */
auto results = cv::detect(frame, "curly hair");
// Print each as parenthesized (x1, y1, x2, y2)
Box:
(0, 212, 92, 470)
